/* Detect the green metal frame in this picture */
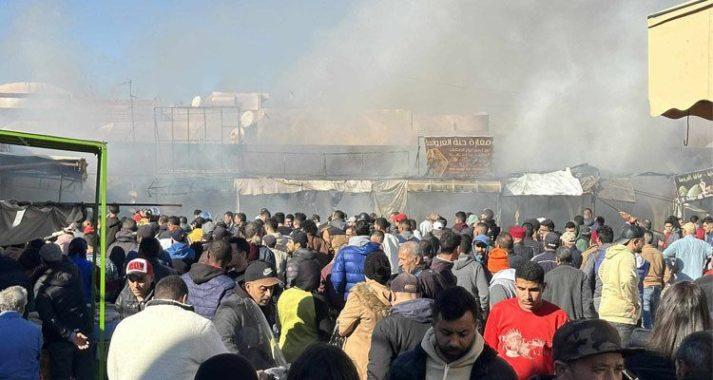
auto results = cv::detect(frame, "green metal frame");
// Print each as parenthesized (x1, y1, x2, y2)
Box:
(0, 129, 108, 379)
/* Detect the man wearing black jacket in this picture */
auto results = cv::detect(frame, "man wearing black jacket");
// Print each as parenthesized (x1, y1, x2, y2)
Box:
(34, 244, 93, 380)
(419, 230, 460, 299)
(368, 273, 433, 380)
(388, 286, 516, 380)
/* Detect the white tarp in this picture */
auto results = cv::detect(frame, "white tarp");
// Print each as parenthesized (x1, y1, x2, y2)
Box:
(504, 168, 584, 196)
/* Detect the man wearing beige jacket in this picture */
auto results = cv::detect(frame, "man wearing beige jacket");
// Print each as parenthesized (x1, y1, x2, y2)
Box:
(597, 224, 644, 347)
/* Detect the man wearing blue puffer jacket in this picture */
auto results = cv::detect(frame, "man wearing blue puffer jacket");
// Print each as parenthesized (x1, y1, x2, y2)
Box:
(331, 220, 383, 301)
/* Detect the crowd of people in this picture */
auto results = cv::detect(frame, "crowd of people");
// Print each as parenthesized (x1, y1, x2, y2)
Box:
(1, 205, 712, 380)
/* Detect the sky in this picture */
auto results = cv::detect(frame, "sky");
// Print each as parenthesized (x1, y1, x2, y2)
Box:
(0, 0, 351, 101)
(1, 0, 706, 175)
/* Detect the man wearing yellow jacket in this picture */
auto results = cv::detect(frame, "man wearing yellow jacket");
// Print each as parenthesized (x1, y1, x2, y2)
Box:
(597, 224, 644, 347)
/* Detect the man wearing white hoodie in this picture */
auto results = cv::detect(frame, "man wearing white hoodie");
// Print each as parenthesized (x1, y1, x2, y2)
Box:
(388, 286, 516, 380)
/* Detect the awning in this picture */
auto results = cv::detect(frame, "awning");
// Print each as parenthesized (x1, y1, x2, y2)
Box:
(233, 178, 502, 195)
(648, 0, 713, 120)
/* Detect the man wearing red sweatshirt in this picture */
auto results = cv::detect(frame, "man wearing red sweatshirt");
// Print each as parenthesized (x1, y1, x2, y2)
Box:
(484, 261, 569, 380)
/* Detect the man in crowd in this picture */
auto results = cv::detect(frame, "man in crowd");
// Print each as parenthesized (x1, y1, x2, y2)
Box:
(322, 210, 349, 254)
(452, 211, 469, 234)
(165, 229, 196, 271)
(106, 203, 122, 246)
(702, 216, 713, 246)
(598, 224, 643, 346)
(575, 225, 592, 254)
(532, 232, 560, 274)
(214, 261, 284, 370)
(534, 319, 630, 380)
(389, 286, 516, 379)
(188, 216, 206, 244)
(452, 233, 490, 321)
(368, 273, 433, 380)
(509, 225, 535, 261)
(581, 225, 615, 313)
(108, 218, 139, 273)
(522, 220, 542, 256)
(484, 261, 569, 379)
(674, 331, 712, 380)
(331, 220, 382, 301)
(559, 231, 582, 268)
(115, 258, 155, 319)
(182, 240, 235, 320)
(489, 256, 518, 310)
(278, 248, 330, 362)
(398, 241, 427, 276)
(108, 275, 227, 380)
(543, 248, 594, 320)
(480, 208, 501, 239)
(136, 237, 178, 282)
(419, 230, 459, 299)
(374, 217, 401, 275)
(0, 286, 42, 380)
(663, 222, 713, 282)
(397, 220, 419, 244)
(34, 243, 93, 380)
(640, 230, 668, 329)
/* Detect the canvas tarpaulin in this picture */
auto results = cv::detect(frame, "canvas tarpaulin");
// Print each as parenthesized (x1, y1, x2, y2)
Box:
(233, 178, 502, 216)
(234, 178, 407, 216)
(503, 168, 584, 196)
(0, 201, 85, 246)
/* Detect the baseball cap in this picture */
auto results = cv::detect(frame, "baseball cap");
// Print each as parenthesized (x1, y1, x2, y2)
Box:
(390, 273, 420, 293)
(126, 258, 154, 276)
(244, 261, 281, 286)
(473, 234, 491, 247)
(509, 226, 526, 239)
(545, 232, 561, 249)
(616, 224, 644, 245)
(553, 319, 639, 362)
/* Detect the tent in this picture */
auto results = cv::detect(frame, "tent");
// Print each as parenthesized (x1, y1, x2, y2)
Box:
(0, 130, 108, 379)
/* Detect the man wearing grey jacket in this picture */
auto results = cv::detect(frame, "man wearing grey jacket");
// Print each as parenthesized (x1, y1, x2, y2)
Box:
(452, 237, 489, 321)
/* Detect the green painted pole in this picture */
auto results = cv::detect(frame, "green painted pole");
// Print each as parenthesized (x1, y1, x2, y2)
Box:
(98, 144, 108, 379)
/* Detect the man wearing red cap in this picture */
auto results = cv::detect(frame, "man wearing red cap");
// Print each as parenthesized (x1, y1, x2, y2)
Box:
(115, 258, 155, 320)
(509, 226, 535, 261)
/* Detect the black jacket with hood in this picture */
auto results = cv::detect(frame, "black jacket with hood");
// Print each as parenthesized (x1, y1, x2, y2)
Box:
(33, 257, 92, 344)
(367, 297, 434, 380)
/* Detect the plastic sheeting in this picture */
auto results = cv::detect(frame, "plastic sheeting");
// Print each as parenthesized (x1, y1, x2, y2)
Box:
(503, 168, 584, 196)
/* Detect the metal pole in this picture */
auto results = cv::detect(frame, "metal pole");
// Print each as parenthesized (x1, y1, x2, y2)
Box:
(57, 173, 64, 202)
(129, 80, 136, 143)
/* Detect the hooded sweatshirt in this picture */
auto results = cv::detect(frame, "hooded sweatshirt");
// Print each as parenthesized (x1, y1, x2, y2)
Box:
(182, 263, 235, 320)
(452, 254, 490, 316)
(421, 327, 485, 380)
(489, 268, 516, 309)
(598, 244, 640, 325)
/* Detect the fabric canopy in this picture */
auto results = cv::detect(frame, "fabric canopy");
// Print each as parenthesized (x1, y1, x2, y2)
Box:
(503, 168, 584, 196)
(648, 0, 713, 120)
(0, 201, 86, 246)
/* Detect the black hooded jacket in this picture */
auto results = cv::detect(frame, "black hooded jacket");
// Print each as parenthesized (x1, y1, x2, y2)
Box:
(367, 298, 434, 380)
(33, 257, 92, 343)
